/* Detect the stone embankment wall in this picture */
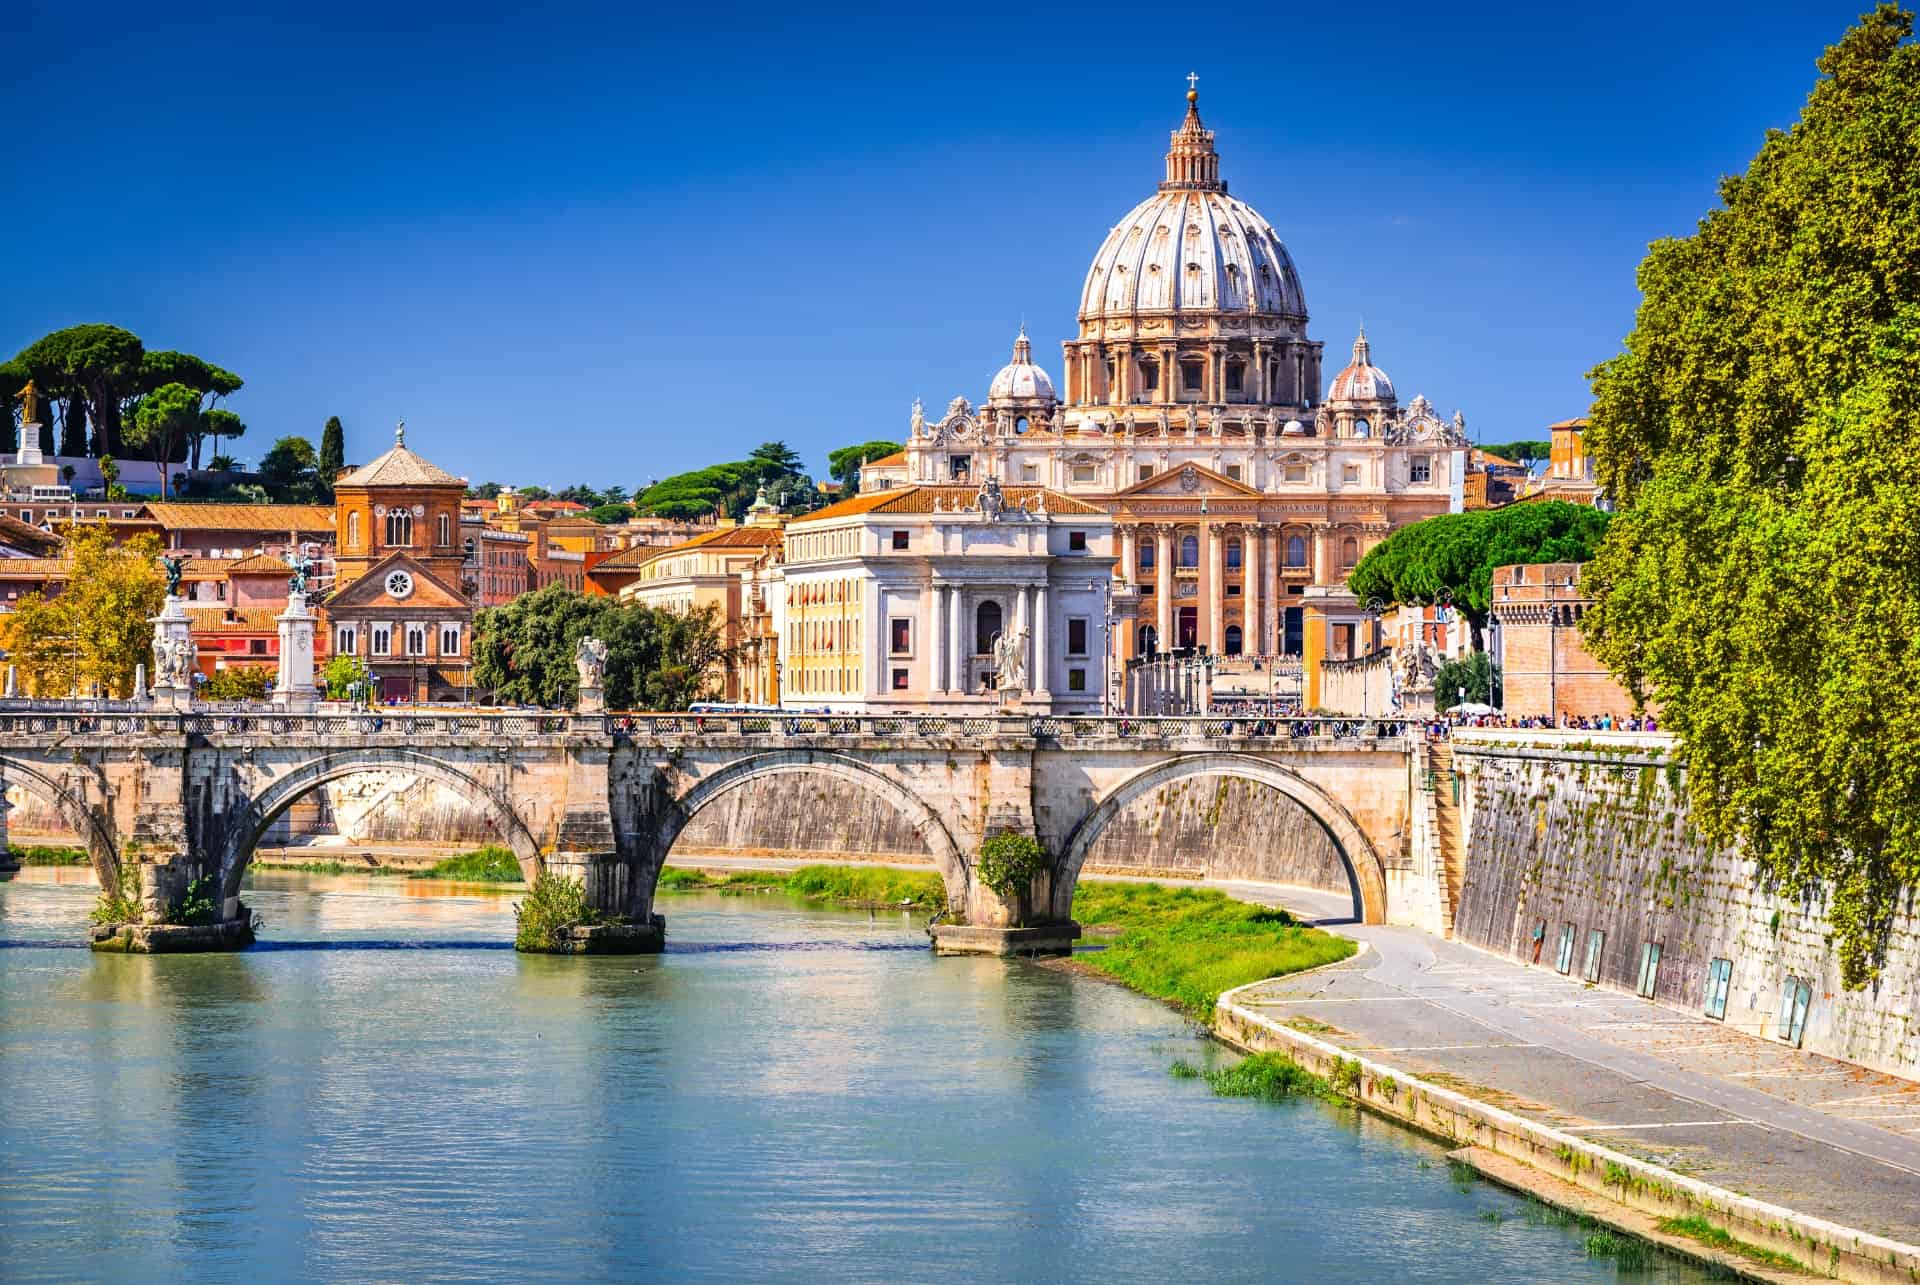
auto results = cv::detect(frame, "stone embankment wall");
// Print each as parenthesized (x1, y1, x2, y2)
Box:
(1452, 731, 1920, 1078)
(1074, 775, 1350, 894)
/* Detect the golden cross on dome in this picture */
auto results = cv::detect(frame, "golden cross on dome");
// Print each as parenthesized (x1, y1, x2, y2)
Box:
(1187, 71, 1199, 92)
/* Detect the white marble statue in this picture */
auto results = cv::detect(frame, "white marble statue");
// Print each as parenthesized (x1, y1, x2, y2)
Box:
(992, 627, 1029, 692)
(575, 635, 608, 690)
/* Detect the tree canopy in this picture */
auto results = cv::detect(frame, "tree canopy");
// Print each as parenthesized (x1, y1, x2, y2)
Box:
(1346, 501, 1610, 647)
(258, 435, 322, 502)
(123, 382, 201, 496)
(1477, 439, 1550, 465)
(318, 416, 345, 498)
(471, 585, 729, 710)
(633, 440, 818, 521)
(0, 524, 164, 698)
(6, 325, 240, 466)
(827, 439, 903, 486)
(1580, 6, 1920, 987)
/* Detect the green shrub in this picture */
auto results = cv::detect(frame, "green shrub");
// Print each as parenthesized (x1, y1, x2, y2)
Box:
(976, 831, 1047, 900)
(168, 874, 220, 926)
(414, 846, 523, 882)
(1200, 1051, 1334, 1101)
(89, 861, 142, 927)
(513, 872, 605, 952)
(15, 845, 88, 865)
(202, 667, 272, 701)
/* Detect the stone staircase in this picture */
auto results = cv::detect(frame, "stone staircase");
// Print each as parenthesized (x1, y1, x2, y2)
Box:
(1429, 742, 1466, 936)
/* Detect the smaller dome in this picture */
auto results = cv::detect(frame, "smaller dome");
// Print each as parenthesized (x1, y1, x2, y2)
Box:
(1327, 327, 1395, 405)
(988, 327, 1057, 404)
(1282, 419, 1308, 436)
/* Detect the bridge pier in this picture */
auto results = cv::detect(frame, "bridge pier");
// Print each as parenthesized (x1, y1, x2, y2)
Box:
(933, 803, 1081, 958)
(539, 850, 664, 953)
(91, 768, 255, 953)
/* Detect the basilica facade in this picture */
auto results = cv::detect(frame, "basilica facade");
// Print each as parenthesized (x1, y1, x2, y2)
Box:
(864, 87, 1470, 671)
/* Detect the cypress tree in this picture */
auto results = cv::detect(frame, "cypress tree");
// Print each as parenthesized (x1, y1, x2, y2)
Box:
(318, 416, 345, 498)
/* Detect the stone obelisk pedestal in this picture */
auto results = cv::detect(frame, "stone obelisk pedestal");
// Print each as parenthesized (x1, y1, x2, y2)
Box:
(149, 597, 195, 710)
(273, 591, 317, 711)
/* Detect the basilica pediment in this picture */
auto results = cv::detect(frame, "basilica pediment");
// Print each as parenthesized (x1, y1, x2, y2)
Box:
(1115, 461, 1263, 500)
(327, 552, 468, 611)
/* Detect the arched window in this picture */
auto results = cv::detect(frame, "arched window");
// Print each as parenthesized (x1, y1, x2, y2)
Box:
(1014, 416, 1029, 434)
(1353, 417, 1371, 438)
(975, 600, 1002, 656)
(1286, 534, 1307, 568)
(1224, 625, 1243, 656)
(438, 513, 451, 546)
(347, 512, 360, 549)
(1137, 624, 1158, 655)
(1225, 539, 1242, 570)
(1179, 534, 1199, 568)
(1340, 536, 1359, 568)
(1138, 540, 1156, 571)
(386, 510, 413, 547)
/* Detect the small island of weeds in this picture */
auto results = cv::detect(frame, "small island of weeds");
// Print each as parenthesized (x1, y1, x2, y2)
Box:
(1070, 882, 1355, 1019)
(412, 846, 524, 883)
(13, 845, 90, 866)
(657, 864, 946, 910)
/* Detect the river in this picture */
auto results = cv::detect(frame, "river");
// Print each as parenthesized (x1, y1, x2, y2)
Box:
(0, 870, 1717, 1282)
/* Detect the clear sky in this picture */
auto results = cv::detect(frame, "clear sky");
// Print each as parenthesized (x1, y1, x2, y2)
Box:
(1, 0, 1872, 489)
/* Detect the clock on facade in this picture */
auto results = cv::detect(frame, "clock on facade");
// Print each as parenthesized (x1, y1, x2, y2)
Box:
(386, 570, 414, 599)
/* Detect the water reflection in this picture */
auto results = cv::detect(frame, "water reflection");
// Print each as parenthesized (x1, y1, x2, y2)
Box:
(0, 879, 1718, 1284)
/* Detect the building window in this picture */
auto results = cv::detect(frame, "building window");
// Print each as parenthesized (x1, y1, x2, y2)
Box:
(974, 600, 1002, 655)
(1138, 358, 1159, 392)
(1583, 929, 1605, 983)
(348, 512, 360, 548)
(1636, 941, 1663, 998)
(1411, 455, 1432, 483)
(890, 617, 912, 655)
(1179, 534, 1199, 568)
(1070, 464, 1097, 485)
(1225, 361, 1244, 395)
(1136, 624, 1158, 654)
(1283, 460, 1308, 484)
(1138, 540, 1155, 571)
(1225, 539, 1242, 570)
(891, 667, 909, 691)
(370, 626, 392, 656)
(1777, 976, 1813, 1046)
(1224, 464, 1242, 481)
(1704, 957, 1733, 1020)
(949, 454, 971, 480)
(336, 625, 358, 654)
(1067, 618, 1088, 656)
(891, 530, 909, 550)
(1353, 417, 1371, 438)
(1555, 923, 1577, 974)
(1340, 537, 1358, 569)
(1181, 361, 1204, 393)
(437, 513, 451, 546)
(1068, 530, 1087, 552)
(404, 624, 428, 657)
(249, 639, 268, 656)
(1067, 668, 1086, 692)
(1285, 535, 1307, 568)
(1343, 462, 1361, 484)
(1137, 465, 1154, 484)
(1021, 463, 1039, 481)
(440, 624, 461, 655)
(386, 510, 413, 546)
(1224, 625, 1242, 655)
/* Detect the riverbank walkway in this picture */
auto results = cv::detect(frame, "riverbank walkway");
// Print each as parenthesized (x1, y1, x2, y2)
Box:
(1229, 881, 1920, 1245)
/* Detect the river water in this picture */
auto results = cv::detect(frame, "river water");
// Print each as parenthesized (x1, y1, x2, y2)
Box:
(0, 871, 1716, 1283)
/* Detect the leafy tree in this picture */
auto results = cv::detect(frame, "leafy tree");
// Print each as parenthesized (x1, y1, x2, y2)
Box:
(203, 667, 272, 701)
(0, 360, 24, 453)
(747, 440, 803, 477)
(322, 654, 371, 701)
(123, 382, 201, 497)
(516, 485, 552, 502)
(1580, 6, 1920, 987)
(468, 481, 504, 500)
(58, 406, 87, 457)
(0, 524, 165, 698)
(1433, 652, 1500, 712)
(97, 454, 127, 500)
(258, 436, 321, 502)
(318, 416, 345, 500)
(13, 324, 144, 457)
(140, 350, 241, 467)
(471, 585, 729, 709)
(1347, 501, 1609, 649)
(585, 502, 635, 525)
(1476, 440, 1551, 465)
(827, 439, 903, 486)
(201, 408, 245, 470)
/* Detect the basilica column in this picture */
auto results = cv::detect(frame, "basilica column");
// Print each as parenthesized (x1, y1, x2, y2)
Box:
(1244, 524, 1261, 657)
(1313, 528, 1333, 587)
(931, 584, 949, 694)
(1120, 525, 1137, 588)
(1156, 526, 1173, 648)
(948, 585, 966, 693)
(1205, 523, 1224, 655)
(1264, 526, 1280, 651)
(1033, 580, 1051, 697)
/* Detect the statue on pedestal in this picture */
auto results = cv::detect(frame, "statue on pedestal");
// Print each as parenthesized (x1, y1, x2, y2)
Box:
(992, 628, 1028, 693)
(160, 555, 187, 598)
(14, 379, 40, 426)
(575, 635, 608, 690)
(286, 550, 313, 597)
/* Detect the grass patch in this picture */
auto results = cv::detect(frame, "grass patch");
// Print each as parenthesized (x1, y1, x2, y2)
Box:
(1657, 1216, 1807, 1272)
(252, 859, 408, 876)
(1070, 882, 1356, 1018)
(413, 846, 524, 882)
(1584, 1230, 1651, 1270)
(1192, 1050, 1339, 1102)
(656, 864, 946, 910)
(13, 845, 89, 866)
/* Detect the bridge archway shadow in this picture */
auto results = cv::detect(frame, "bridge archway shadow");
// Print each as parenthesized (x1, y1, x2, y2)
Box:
(643, 750, 970, 915)
(1, 756, 119, 886)
(218, 752, 544, 906)
(1056, 753, 1388, 925)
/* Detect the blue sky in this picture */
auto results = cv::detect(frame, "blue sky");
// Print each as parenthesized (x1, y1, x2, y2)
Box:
(1, 0, 1872, 489)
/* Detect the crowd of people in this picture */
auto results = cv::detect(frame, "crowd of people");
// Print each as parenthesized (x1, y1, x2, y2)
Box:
(1430, 709, 1659, 736)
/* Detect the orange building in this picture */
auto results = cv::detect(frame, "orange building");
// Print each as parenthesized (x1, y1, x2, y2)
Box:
(325, 425, 474, 702)
(1491, 562, 1640, 721)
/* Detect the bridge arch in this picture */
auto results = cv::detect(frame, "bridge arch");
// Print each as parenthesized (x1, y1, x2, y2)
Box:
(648, 750, 970, 905)
(218, 751, 544, 899)
(1055, 753, 1388, 924)
(0, 755, 119, 884)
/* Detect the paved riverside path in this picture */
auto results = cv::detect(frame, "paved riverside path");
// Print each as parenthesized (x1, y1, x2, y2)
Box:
(1224, 881, 1920, 1245)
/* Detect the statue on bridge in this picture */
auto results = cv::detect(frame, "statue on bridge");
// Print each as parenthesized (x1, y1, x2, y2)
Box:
(991, 627, 1028, 693)
(159, 554, 187, 598)
(575, 635, 608, 690)
(151, 632, 195, 689)
(285, 550, 313, 597)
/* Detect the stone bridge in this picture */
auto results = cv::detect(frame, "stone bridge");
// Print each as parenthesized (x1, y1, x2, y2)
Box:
(0, 708, 1428, 953)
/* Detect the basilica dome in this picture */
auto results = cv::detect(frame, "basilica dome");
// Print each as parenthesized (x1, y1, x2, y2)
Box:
(1079, 92, 1307, 322)
(1327, 328, 1395, 404)
(988, 328, 1056, 404)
